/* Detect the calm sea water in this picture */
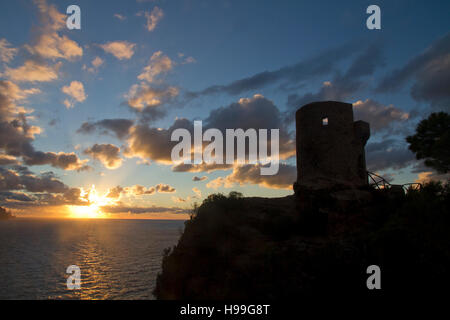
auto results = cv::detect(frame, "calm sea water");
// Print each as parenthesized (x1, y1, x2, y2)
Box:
(0, 218, 184, 300)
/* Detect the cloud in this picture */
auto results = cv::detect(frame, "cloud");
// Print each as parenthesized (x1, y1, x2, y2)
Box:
(415, 171, 450, 184)
(113, 14, 126, 21)
(61, 81, 87, 108)
(172, 163, 233, 173)
(182, 56, 196, 65)
(105, 183, 176, 200)
(0, 165, 88, 208)
(0, 154, 19, 166)
(0, 81, 89, 173)
(192, 176, 208, 182)
(0, 39, 18, 63)
(286, 44, 384, 113)
(106, 186, 124, 199)
(125, 185, 156, 196)
(366, 139, 416, 172)
(2, 60, 60, 82)
(83, 57, 104, 73)
(100, 205, 188, 215)
(124, 118, 192, 164)
(377, 33, 450, 111)
(124, 85, 178, 123)
(143, 7, 164, 32)
(186, 40, 365, 98)
(0, 167, 67, 193)
(83, 144, 123, 170)
(172, 196, 188, 203)
(138, 51, 174, 83)
(99, 41, 136, 60)
(77, 119, 134, 139)
(206, 163, 296, 190)
(92, 57, 104, 68)
(155, 183, 176, 193)
(353, 99, 409, 132)
(192, 187, 201, 198)
(25, 0, 83, 61)
(28, 33, 83, 61)
(124, 94, 294, 170)
(23, 151, 91, 171)
(204, 94, 295, 160)
(125, 83, 179, 112)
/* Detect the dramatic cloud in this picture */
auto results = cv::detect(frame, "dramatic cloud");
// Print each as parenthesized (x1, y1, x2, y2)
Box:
(0, 155, 19, 166)
(23, 151, 91, 171)
(353, 99, 410, 132)
(186, 40, 366, 98)
(206, 163, 296, 190)
(142, 7, 164, 32)
(83, 144, 123, 170)
(0, 166, 86, 208)
(2, 60, 60, 82)
(286, 44, 384, 113)
(138, 51, 174, 83)
(125, 94, 294, 171)
(77, 119, 134, 139)
(366, 139, 416, 172)
(124, 118, 192, 165)
(0, 39, 18, 63)
(99, 41, 136, 60)
(377, 33, 450, 110)
(204, 94, 295, 160)
(0, 81, 90, 172)
(61, 81, 87, 108)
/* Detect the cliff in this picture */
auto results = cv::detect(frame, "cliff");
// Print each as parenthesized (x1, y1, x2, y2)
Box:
(154, 183, 450, 299)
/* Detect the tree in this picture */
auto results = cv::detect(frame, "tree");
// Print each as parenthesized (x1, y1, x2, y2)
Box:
(406, 112, 450, 173)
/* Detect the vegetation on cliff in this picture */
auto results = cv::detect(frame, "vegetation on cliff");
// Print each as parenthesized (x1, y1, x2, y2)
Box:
(154, 182, 450, 299)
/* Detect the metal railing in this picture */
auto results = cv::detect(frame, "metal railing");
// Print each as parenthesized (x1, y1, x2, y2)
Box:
(367, 172, 422, 193)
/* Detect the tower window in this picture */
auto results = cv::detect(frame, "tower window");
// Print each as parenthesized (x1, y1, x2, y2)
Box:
(322, 117, 329, 126)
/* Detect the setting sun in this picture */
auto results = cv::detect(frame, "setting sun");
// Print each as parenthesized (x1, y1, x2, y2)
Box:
(68, 185, 112, 219)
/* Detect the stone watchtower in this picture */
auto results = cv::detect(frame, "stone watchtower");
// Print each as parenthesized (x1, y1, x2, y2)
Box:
(295, 101, 370, 191)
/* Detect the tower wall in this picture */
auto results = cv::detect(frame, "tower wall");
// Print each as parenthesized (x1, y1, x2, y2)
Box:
(295, 101, 370, 189)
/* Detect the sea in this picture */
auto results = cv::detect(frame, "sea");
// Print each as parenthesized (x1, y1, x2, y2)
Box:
(0, 218, 185, 300)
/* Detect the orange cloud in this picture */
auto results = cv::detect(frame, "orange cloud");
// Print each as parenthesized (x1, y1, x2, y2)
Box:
(99, 41, 136, 60)
(2, 60, 60, 83)
(61, 81, 87, 108)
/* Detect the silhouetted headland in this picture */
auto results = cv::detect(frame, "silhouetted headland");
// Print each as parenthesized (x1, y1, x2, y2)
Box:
(154, 102, 450, 299)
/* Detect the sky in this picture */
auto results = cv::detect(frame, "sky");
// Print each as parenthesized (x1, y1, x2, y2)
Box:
(0, 0, 449, 219)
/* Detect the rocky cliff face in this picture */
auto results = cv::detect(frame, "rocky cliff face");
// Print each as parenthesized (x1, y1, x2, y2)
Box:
(154, 184, 450, 299)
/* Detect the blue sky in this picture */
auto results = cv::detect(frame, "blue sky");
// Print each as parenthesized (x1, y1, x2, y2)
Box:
(0, 0, 449, 218)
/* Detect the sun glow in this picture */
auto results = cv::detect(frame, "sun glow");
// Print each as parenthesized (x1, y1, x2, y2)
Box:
(68, 185, 114, 219)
